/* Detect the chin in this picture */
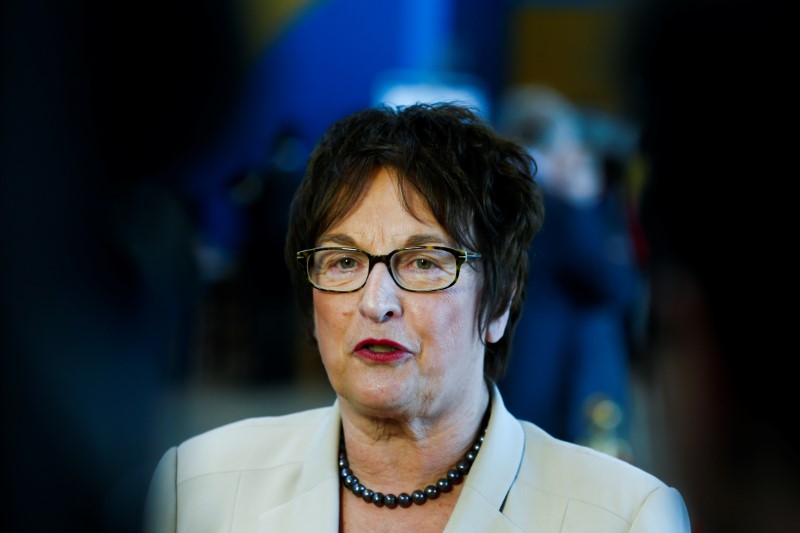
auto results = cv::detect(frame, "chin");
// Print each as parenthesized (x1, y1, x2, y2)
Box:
(348, 381, 417, 416)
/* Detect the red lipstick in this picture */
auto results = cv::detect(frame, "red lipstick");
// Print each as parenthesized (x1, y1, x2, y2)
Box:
(353, 338, 411, 362)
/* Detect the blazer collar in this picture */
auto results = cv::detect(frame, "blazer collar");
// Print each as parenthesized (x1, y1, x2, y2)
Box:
(444, 383, 526, 532)
(258, 400, 342, 532)
(258, 385, 525, 532)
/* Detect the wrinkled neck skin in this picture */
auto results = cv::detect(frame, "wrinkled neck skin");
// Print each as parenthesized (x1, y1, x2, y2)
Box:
(337, 378, 490, 493)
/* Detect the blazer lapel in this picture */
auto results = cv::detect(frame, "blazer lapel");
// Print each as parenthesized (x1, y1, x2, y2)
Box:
(445, 487, 526, 532)
(257, 389, 525, 532)
(444, 385, 526, 533)
(257, 478, 340, 532)
(258, 401, 342, 533)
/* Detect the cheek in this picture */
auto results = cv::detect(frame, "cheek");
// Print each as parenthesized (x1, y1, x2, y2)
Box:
(312, 291, 358, 332)
(414, 290, 481, 351)
(311, 293, 321, 337)
(312, 293, 346, 349)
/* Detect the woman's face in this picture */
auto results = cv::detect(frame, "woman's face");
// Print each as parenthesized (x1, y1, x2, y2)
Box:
(312, 167, 507, 422)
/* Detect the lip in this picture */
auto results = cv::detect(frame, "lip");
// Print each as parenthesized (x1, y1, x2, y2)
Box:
(353, 338, 412, 363)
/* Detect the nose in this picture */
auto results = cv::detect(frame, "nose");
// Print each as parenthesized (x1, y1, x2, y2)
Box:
(358, 261, 402, 322)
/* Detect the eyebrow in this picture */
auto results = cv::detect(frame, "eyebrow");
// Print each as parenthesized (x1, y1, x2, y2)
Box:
(317, 233, 453, 249)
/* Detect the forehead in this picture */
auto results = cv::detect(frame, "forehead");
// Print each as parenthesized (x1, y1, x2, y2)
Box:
(318, 167, 450, 248)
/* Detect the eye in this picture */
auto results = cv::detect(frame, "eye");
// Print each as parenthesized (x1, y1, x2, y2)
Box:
(413, 258, 434, 270)
(401, 252, 447, 272)
(337, 256, 358, 270)
(313, 250, 365, 274)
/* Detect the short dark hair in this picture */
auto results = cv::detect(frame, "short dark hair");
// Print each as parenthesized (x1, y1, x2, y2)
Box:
(285, 102, 544, 380)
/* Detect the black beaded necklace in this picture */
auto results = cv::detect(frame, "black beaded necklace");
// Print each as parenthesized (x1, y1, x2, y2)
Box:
(337, 409, 490, 509)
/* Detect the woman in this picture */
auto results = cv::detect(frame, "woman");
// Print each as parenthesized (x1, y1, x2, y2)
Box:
(144, 103, 690, 532)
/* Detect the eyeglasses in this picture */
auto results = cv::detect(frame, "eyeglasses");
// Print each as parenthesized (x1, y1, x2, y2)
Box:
(296, 246, 482, 293)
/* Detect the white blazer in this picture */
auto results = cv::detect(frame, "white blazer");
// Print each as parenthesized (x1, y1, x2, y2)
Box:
(144, 385, 690, 532)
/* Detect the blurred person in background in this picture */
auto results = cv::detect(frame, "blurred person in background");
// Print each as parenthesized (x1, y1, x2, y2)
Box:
(496, 85, 642, 460)
(144, 102, 690, 532)
(0, 0, 243, 530)
(630, 0, 797, 531)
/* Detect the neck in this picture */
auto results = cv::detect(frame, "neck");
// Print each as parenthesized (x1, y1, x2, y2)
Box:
(339, 383, 491, 492)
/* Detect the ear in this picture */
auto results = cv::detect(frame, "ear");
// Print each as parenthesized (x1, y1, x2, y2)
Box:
(486, 307, 510, 344)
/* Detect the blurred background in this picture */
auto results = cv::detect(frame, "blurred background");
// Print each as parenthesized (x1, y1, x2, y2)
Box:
(0, 0, 695, 531)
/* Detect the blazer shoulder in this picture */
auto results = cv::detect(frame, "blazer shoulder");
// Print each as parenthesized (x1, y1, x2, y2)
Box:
(513, 420, 689, 528)
(176, 406, 334, 483)
(519, 420, 666, 491)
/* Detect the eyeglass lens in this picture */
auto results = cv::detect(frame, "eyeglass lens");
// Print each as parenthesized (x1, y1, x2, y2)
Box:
(308, 248, 459, 292)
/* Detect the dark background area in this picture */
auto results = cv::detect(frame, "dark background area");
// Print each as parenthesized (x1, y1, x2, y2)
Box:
(1, 0, 718, 530)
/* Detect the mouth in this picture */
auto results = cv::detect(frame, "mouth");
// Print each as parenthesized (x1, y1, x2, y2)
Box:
(353, 338, 411, 362)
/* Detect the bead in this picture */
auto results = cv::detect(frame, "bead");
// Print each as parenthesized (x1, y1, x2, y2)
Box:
(352, 483, 365, 496)
(437, 478, 452, 492)
(411, 490, 426, 505)
(338, 457, 349, 469)
(340, 467, 352, 478)
(456, 459, 470, 473)
(372, 492, 385, 506)
(424, 485, 439, 499)
(397, 493, 412, 508)
(343, 474, 356, 488)
(362, 488, 374, 502)
(466, 450, 477, 462)
(447, 469, 463, 484)
(384, 494, 398, 509)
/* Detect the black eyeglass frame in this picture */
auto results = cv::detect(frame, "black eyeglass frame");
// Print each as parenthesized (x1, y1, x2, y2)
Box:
(296, 246, 483, 293)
